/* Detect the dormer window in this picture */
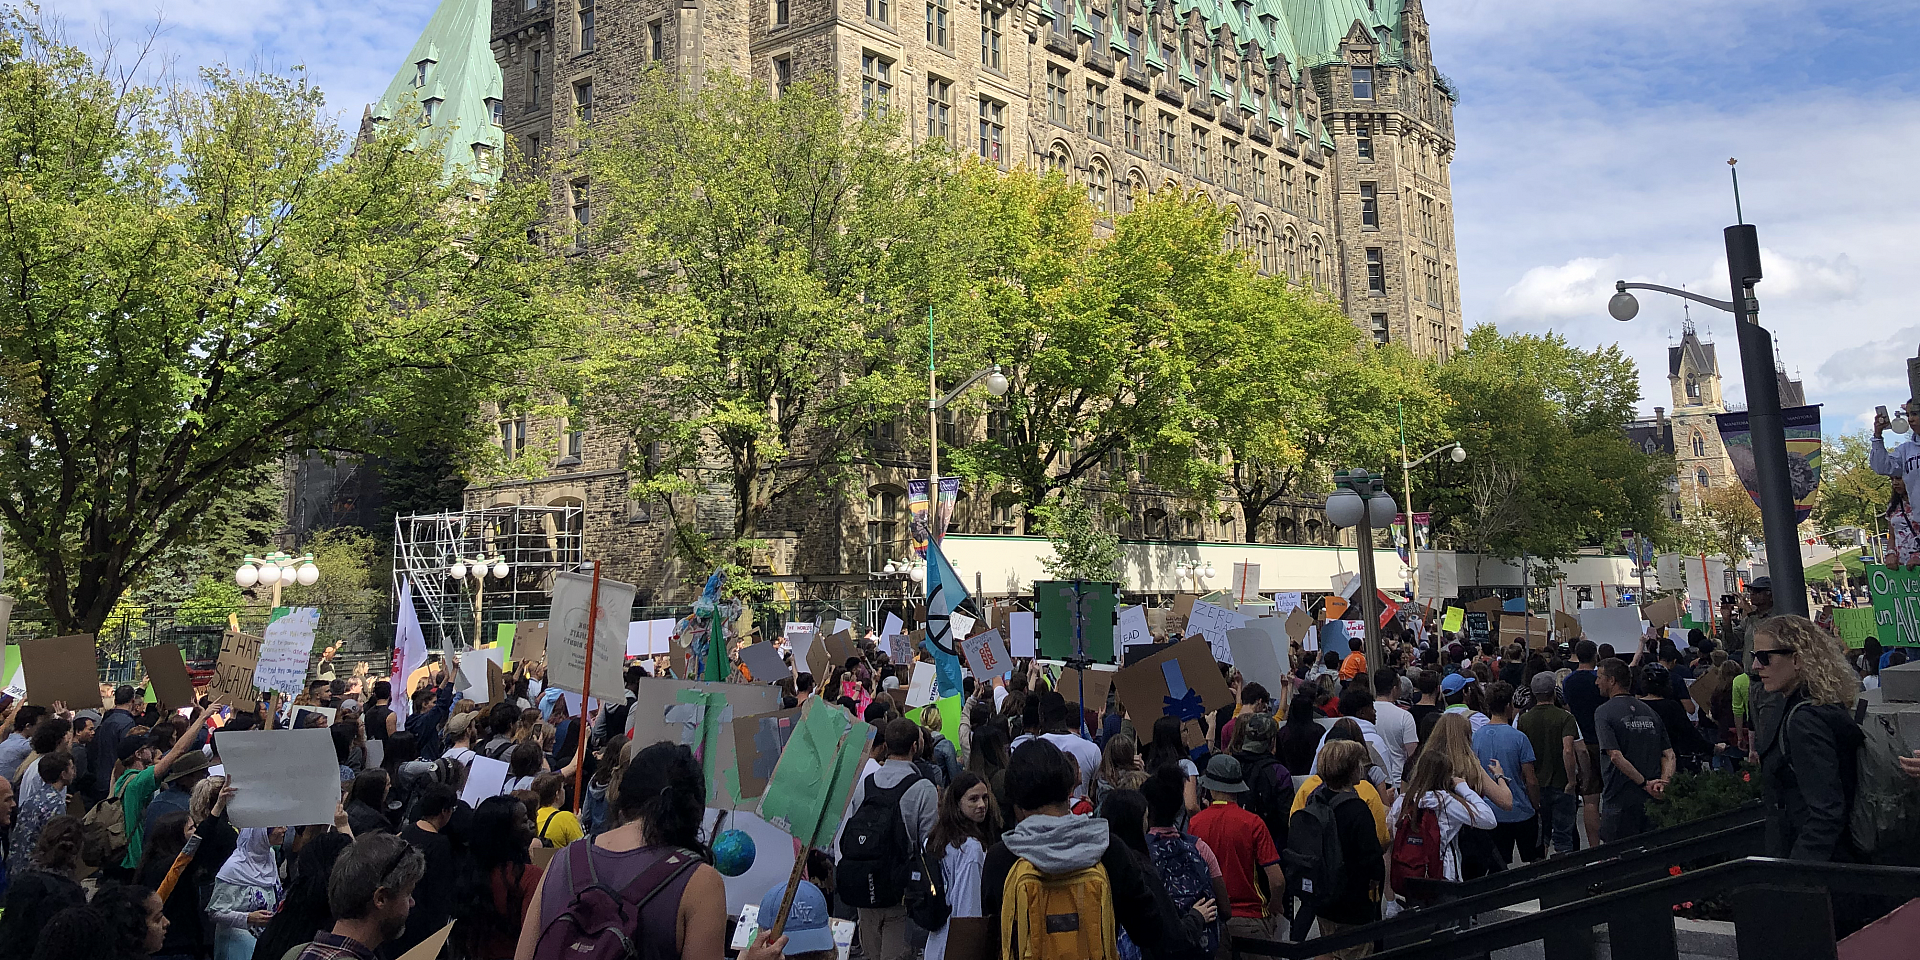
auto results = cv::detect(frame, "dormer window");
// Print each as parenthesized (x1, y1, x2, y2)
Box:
(473, 143, 493, 172)
(414, 60, 432, 87)
(487, 98, 504, 125)
(422, 98, 441, 124)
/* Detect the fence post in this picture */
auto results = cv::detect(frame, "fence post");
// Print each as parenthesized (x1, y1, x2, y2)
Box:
(1734, 884, 1836, 960)
(1539, 885, 1599, 960)
(1605, 901, 1677, 959)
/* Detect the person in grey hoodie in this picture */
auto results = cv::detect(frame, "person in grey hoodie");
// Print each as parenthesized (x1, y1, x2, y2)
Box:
(981, 739, 1202, 960)
(845, 718, 942, 960)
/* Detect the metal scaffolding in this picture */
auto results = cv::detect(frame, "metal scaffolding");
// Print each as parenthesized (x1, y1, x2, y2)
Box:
(392, 505, 584, 649)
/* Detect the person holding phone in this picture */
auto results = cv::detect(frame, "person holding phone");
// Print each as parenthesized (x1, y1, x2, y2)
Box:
(1873, 402, 1920, 569)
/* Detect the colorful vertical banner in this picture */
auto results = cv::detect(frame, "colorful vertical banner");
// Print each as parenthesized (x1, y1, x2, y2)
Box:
(1393, 512, 1430, 564)
(1714, 404, 1822, 522)
(933, 477, 960, 545)
(907, 479, 931, 559)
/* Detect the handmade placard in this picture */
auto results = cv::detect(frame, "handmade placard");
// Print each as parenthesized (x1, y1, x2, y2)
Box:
(1110, 638, 1233, 732)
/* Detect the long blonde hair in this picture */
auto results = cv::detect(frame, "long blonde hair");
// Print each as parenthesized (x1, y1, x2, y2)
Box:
(1756, 616, 1860, 707)
(1427, 712, 1487, 794)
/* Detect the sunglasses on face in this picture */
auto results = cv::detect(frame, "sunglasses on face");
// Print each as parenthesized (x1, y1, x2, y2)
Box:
(1752, 647, 1795, 666)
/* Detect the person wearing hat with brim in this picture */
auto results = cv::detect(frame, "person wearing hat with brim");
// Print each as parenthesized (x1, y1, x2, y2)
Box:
(754, 880, 838, 958)
(439, 710, 479, 772)
(112, 702, 220, 876)
(1189, 754, 1287, 946)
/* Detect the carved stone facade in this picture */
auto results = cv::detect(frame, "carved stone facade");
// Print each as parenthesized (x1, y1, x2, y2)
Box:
(462, 0, 1461, 603)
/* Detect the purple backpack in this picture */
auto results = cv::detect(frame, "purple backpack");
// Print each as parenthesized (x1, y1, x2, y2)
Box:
(533, 844, 699, 960)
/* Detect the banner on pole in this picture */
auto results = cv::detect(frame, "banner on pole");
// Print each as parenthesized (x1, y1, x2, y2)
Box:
(908, 480, 932, 560)
(1715, 404, 1822, 523)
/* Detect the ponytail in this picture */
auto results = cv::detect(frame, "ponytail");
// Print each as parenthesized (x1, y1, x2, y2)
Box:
(618, 742, 710, 861)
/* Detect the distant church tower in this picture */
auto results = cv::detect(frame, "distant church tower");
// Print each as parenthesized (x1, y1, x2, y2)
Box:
(1668, 316, 1739, 506)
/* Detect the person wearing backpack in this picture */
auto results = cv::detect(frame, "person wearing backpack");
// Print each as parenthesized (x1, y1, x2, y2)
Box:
(514, 741, 790, 960)
(1284, 740, 1383, 950)
(1386, 748, 1495, 904)
(1189, 754, 1286, 952)
(839, 718, 941, 960)
(1231, 715, 1295, 853)
(1140, 768, 1227, 958)
(1751, 616, 1863, 861)
(980, 739, 1195, 960)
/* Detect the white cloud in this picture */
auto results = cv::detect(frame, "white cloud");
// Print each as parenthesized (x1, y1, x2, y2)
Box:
(1493, 256, 1622, 324)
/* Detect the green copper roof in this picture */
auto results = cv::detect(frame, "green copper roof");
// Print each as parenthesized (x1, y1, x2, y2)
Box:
(1072, 0, 1095, 38)
(371, 0, 503, 186)
(1208, 64, 1229, 102)
(1239, 64, 1261, 113)
(1178, 44, 1198, 85)
(1110, 11, 1131, 53)
(1144, 20, 1170, 70)
(1319, 119, 1335, 149)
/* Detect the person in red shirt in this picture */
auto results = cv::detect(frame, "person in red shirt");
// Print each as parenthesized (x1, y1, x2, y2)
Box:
(1189, 754, 1286, 951)
(1339, 637, 1368, 682)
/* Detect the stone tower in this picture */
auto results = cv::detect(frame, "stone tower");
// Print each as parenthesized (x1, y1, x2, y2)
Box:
(1668, 316, 1738, 505)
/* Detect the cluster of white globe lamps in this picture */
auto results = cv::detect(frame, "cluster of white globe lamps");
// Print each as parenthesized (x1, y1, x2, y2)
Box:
(880, 559, 929, 583)
(448, 556, 512, 582)
(233, 552, 320, 588)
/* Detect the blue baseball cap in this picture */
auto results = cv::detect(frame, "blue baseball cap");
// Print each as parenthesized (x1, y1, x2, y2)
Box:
(756, 881, 835, 956)
(1440, 672, 1475, 695)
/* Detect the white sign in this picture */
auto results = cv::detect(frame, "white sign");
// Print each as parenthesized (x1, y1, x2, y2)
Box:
(548, 569, 636, 704)
(455, 647, 505, 700)
(1413, 552, 1458, 599)
(959, 628, 1012, 679)
(220, 728, 341, 828)
(1272, 592, 1303, 616)
(1577, 606, 1645, 648)
(1332, 572, 1358, 598)
(626, 618, 677, 657)
(252, 607, 319, 695)
(1007, 612, 1037, 658)
(831, 619, 852, 638)
(460, 755, 511, 807)
(1226, 622, 1290, 699)
(1690, 597, 1710, 624)
(1116, 605, 1151, 647)
(881, 613, 904, 644)
(1232, 562, 1262, 601)
(783, 623, 817, 669)
(1184, 600, 1249, 664)
(1666, 627, 1692, 651)
(949, 611, 976, 641)
(905, 661, 937, 707)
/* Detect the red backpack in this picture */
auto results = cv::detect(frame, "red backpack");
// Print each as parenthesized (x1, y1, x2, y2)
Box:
(1388, 802, 1446, 900)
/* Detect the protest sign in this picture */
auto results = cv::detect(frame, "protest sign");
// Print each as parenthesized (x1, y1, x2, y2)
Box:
(1866, 563, 1920, 648)
(1666, 627, 1692, 651)
(783, 623, 818, 671)
(1172, 593, 1199, 620)
(19, 635, 102, 709)
(1832, 607, 1877, 647)
(1035, 581, 1118, 663)
(548, 568, 636, 704)
(881, 613, 904, 645)
(1116, 605, 1151, 648)
(461, 755, 511, 807)
(1054, 665, 1114, 715)
(1553, 611, 1583, 641)
(396, 922, 456, 960)
(511, 621, 549, 663)
(823, 630, 861, 669)
(732, 708, 800, 800)
(1226, 621, 1289, 696)
(141, 643, 197, 710)
(1464, 596, 1505, 614)
(757, 699, 874, 849)
(948, 612, 975, 643)
(252, 607, 319, 696)
(905, 662, 936, 708)
(1232, 563, 1262, 602)
(1184, 600, 1249, 665)
(627, 618, 677, 658)
(1007, 611, 1037, 658)
(221, 728, 341, 828)
(1640, 596, 1682, 630)
(738, 642, 791, 682)
(1577, 606, 1645, 648)
(1463, 612, 1491, 645)
(1111, 638, 1233, 736)
(1441, 607, 1464, 634)
(1272, 592, 1303, 616)
(1284, 607, 1313, 642)
(886, 633, 913, 665)
(959, 628, 1011, 679)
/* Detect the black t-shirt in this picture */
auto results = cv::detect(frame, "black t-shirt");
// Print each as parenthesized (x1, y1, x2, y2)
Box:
(1407, 703, 1443, 727)
(1562, 668, 1605, 742)
(1498, 662, 1525, 688)
(387, 825, 458, 959)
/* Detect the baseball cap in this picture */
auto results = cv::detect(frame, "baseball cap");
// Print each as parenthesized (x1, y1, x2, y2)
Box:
(756, 881, 835, 956)
(115, 734, 151, 762)
(1240, 714, 1278, 753)
(1199, 754, 1248, 793)
(1749, 577, 1772, 592)
(445, 712, 475, 738)
(1530, 671, 1557, 701)
(1440, 673, 1475, 696)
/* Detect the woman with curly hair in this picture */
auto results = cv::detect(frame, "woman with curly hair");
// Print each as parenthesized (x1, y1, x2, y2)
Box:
(1752, 615, 1863, 862)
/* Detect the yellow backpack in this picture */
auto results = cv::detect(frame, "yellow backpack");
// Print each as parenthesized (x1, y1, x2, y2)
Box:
(1000, 859, 1119, 960)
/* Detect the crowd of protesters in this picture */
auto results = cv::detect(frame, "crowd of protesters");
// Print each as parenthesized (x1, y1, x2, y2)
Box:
(0, 583, 1906, 960)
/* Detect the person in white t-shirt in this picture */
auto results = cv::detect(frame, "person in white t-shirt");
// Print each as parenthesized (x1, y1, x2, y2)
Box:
(1035, 692, 1102, 800)
(1368, 669, 1420, 785)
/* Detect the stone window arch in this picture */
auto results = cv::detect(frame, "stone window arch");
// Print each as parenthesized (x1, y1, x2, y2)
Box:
(1089, 156, 1111, 213)
(1046, 140, 1072, 174)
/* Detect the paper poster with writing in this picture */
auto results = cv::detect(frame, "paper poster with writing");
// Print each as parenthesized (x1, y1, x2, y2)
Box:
(252, 607, 319, 696)
(1183, 600, 1248, 664)
(960, 628, 1011, 679)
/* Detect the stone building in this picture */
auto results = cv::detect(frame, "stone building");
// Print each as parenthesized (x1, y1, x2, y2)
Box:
(1666, 316, 1806, 512)
(370, 0, 1468, 610)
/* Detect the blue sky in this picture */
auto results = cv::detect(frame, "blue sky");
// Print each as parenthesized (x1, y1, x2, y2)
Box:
(54, 0, 1920, 436)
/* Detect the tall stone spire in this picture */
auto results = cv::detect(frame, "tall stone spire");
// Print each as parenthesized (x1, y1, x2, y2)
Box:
(366, 0, 504, 188)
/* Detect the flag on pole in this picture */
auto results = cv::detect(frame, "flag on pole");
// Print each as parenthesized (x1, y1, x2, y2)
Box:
(391, 577, 429, 727)
(921, 540, 968, 698)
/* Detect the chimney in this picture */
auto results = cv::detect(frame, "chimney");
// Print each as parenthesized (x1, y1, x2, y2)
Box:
(1655, 406, 1666, 423)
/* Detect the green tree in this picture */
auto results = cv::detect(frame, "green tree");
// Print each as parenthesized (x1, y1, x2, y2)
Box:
(935, 173, 1251, 513)
(1814, 431, 1890, 539)
(571, 72, 959, 570)
(1032, 494, 1126, 583)
(1426, 326, 1669, 563)
(0, 16, 550, 632)
(1672, 484, 1765, 569)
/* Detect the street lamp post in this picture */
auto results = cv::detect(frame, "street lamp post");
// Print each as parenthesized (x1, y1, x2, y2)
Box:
(448, 555, 510, 648)
(928, 364, 1010, 482)
(1325, 470, 1397, 674)
(1400, 440, 1466, 604)
(1173, 562, 1217, 594)
(1607, 208, 1806, 616)
(235, 551, 320, 608)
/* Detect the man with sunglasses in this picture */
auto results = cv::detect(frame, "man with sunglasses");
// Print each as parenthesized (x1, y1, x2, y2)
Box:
(295, 833, 425, 960)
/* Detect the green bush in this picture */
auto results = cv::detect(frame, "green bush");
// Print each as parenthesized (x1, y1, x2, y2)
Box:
(1647, 763, 1762, 830)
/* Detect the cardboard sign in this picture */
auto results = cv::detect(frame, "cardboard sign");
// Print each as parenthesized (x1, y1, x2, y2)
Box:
(1110, 638, 1233, 728)
(141, 643, 197, 710)
(1464, 596, 1505, 614)
(1498, 616, 1549, 645)
(1226, 622, 1289, 696)
(1008, 611, 1037, 658)
(823, 630, 861, 671)
(905, 661, 936, 708)
(1055, 665, 1115, 714)
(738, 642, 791, 683)
(1184, 601, 1249, 665)
(1116, 605, 1151, 648)
(959, 628, 1011, 679)
(511, 621, 549, 664)
(395, 921, 455, 960)
(1171, 593, 1199, 620)
(221, 728, 342, 828)
(252, 607, 319, 696)
(1284, 607, 1313, 643)
(732, 708, 800, 800)
(548, 569, 636, 704)
(1323, 596, 1349, 620)
(756, 697, 875, 849)
(19, 635, 102, 709)
(1640, 596, 1682, 630)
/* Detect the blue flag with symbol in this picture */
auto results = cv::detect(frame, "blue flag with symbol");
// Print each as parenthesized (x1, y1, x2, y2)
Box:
(921, 540, 968, 699)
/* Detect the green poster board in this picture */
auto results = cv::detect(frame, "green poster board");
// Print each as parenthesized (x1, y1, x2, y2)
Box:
(1865, 563, 1920, 648)
(1033, 580, 1118, 664)
(1831, 607, 1878, 648)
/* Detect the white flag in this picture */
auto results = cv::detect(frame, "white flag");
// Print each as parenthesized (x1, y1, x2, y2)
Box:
(391, 577, 430, 727)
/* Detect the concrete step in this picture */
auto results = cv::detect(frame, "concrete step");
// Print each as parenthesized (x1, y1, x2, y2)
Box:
(1479, 899, 1738, 959)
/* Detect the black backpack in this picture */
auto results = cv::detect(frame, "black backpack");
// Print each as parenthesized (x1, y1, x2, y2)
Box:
(904, 844, 951, 931)
(1283, 785, 1363, 909)
(1236, 752, 1295, 850)
(837, 772, 922, 908)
